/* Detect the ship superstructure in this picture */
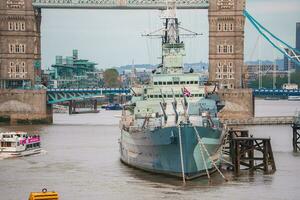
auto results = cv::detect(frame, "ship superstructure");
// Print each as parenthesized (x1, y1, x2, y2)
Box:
(119, 1, 224, 180)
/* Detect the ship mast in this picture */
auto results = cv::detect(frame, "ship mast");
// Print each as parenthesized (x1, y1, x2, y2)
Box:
(161, 0, 179, 44)
(142, 0, 199, 75)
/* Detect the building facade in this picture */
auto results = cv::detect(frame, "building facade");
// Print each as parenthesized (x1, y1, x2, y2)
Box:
(283, 22, 300, 71)
(47, 50, 103, 88)
(296, 22, 300, 50)
(0, 0, 41, 89)
(208, 0, 246, 89)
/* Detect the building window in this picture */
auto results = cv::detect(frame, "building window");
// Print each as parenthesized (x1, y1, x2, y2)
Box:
(229, 23, 234, 31)
(217, 23, 222, 31)
(217, 44, 234, 54)
(9, 44, 14, 53)
(217, 22, 234, 32)
(8, 60, 27, 79)
(7, 21, 26, 31)
(8, 43, 26, 54)
(217, 45, 222, 53)
(21, 22, 25, 31)
(16, 64, 20, 73)
(15, 44, 20, 53)
(8, 22, 13, 30)
(216, 61, 235, 80)
(20, 44, 25, 53)
(224, 45, 228, 53)
(229, 45, 234, 53)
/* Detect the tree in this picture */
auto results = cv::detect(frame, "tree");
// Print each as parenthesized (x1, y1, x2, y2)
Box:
(103, 68, 121, 88)
(248, 70, 300, 89)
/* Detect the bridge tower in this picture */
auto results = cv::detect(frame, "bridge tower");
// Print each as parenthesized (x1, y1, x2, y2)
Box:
(208, 0, 246, 89)
(0, 0, 41, 89)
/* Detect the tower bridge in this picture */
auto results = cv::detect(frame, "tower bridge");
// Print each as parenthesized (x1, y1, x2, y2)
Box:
(0, 0, 246, 90)
(0, 0, 299, 125)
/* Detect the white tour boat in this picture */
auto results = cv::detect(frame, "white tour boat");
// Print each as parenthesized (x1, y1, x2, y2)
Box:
(0, 132, 42, 158)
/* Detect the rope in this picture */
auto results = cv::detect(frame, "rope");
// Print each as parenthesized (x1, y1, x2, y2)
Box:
(199, 137, 211, 179)
(177, 127, 186, 184)
(193, 126, 228, 181)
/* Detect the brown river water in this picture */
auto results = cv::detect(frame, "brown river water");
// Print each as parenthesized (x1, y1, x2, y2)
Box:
(0, 100, 300, 200)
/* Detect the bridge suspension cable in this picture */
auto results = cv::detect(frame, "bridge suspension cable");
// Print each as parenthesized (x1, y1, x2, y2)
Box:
(244, 10, 300, 67)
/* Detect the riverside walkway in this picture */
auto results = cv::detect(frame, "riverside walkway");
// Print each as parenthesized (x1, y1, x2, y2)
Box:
(224, 116, 299, 126)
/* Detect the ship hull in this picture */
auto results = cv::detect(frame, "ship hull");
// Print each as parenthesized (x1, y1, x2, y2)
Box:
(119, 125, 222, 180)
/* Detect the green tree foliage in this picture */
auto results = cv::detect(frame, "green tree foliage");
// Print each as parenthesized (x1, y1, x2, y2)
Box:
(103, 68, 120, 88)
(249, 70, 300, 89)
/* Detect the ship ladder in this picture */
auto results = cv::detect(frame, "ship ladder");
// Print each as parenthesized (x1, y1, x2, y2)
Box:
(219, 125, 234, 166)
(193, 127, 228, 181)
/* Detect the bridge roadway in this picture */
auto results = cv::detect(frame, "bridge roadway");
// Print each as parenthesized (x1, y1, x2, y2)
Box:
(32, 0, 209, 9)
(47, 88, 130, 104)
(253, 89, 300, 97)
(46, 88, 300, 104)
(224, 116, 300, 126)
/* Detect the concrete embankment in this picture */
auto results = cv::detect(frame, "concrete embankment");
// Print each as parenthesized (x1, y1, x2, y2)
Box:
(217, 89, 254, 121)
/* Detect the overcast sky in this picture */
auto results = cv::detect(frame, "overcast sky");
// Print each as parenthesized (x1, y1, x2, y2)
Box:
(41, 0, 300, 69)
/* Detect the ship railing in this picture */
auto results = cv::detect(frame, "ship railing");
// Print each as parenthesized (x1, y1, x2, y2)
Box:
(129, 126, 143, 133)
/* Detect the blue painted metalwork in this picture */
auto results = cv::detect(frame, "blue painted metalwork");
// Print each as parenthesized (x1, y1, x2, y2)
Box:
(253, 88, 300, 97)
(32, 0, 209, 9)
(47, 88, 130, 104)
(244, 10, 300, 67)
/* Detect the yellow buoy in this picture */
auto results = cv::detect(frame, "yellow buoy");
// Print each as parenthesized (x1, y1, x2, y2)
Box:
(28, 188, 58, 200)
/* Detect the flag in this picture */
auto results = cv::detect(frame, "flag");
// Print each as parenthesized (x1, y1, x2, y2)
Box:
(183, 87, 191, 97)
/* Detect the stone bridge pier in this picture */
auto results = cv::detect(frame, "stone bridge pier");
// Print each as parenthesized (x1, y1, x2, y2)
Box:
(0, 89, 52, 125)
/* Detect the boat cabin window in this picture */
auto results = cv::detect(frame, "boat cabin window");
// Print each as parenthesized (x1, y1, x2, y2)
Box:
(175, 94, 179, 97)
(180, 81, 185, 84)
(195, 81, 199, 84)
(154, 82, 158, 85)
(168, 95, 172, 98)
(186, 81, 190, 84)
(174, 81, 179, 85)
(150, 95, 153, 98)
(158, 82, 162, 85)
(163, 82, 166, 85)
(1, 142, 12, 147)
(159, 95, 162, 98)
(167, 81, 172, 85)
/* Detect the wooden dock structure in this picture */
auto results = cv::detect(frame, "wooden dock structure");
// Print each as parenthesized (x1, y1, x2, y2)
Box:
(223, 116, 295, 126)
(223, 129, 276, 175)
(231, 137, 276, 175)
(292, 124, 300, 152)
(68, 99, 98, 114)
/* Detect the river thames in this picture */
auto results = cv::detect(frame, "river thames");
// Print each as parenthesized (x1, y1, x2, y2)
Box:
(0, 100, 300, 200)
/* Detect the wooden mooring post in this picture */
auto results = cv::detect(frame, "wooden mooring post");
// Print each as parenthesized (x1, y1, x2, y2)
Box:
(223, 129, 249, 157)
(230, 137, 276, 175)
(224, 128, 277, 175)
(68, 99, 98, 114)
(292, 124, 300, 152)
